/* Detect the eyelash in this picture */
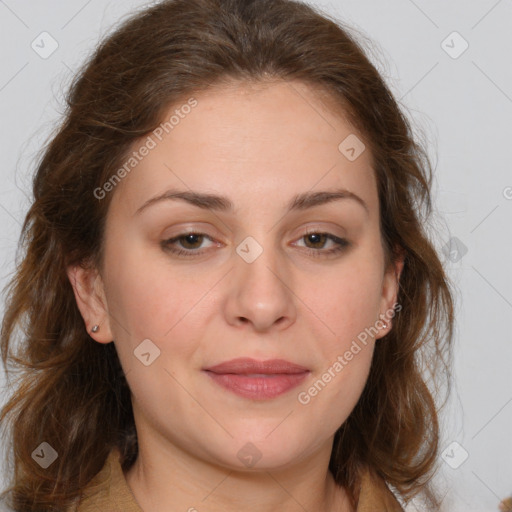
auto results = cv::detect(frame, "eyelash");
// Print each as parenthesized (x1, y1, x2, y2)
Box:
(161, 230, 350, 258)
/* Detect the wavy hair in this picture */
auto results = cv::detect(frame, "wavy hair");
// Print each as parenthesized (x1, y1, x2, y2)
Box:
(0, 0, 454, 510)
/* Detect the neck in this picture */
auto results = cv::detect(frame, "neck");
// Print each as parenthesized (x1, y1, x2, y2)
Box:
(124, 440, 356, 512)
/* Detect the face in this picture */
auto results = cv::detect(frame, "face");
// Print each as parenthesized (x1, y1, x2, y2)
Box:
(70, 79, 402, 472)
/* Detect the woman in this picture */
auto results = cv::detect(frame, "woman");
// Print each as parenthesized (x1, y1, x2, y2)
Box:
(0, 0, 454, 510)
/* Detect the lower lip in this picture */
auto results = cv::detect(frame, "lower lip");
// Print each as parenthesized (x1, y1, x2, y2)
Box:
(204, 371, 309, 400)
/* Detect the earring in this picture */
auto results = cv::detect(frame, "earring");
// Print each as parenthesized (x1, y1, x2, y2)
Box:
(91, 325, 100, 333)
(381, 322, 388, 329)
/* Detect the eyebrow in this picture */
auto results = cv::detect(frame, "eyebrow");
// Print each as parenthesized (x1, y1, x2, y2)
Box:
(134, 187, 369, 216)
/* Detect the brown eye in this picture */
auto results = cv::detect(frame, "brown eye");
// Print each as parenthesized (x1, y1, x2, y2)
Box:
(177, 233, 204, 249)
(303, 233, 328, 249)
(294, 232, 350, 258)
(161, 232, 216, 256)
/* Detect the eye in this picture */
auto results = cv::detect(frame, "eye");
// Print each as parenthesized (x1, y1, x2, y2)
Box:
(293, 231, 350, 257)
(160, 230, 351, 259)
(161, 232, 217, 257)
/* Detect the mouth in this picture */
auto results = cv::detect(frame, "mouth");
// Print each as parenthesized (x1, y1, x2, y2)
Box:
(203, 357, 310, 400)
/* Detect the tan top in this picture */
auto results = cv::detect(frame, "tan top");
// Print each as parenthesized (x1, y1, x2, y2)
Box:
(67, 448, 404, 511)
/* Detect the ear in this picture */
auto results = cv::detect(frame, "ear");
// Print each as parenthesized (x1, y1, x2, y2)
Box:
(66, 263, 114, 344)
(376, 246, 405, 339)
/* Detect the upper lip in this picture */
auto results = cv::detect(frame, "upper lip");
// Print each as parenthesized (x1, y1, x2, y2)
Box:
(204, 357, 309, 375)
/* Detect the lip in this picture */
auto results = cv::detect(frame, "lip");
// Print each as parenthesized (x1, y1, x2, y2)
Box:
(203, 358, 310, 400)
(204, 357, 309, 374)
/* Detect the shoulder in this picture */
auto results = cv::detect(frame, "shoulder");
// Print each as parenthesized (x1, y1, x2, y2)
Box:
(356, 466, 405, 512)
(66, 448, 142, 512)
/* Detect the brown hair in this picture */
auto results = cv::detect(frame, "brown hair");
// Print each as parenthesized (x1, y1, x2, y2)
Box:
(0, 0, 455, 510)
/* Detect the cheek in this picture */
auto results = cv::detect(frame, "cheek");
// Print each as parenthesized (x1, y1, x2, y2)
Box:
(102, 241, 192, 338)
(101, 240, 217, 378)
(101, 244, 204, 407)
(309, 258, 384, 351)
(310, 254, 384, 415)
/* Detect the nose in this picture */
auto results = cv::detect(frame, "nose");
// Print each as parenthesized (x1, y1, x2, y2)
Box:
(224, 238, 297, 333)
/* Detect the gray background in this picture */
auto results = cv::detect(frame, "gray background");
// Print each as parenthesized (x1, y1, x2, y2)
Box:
(0, 0, 511, 510)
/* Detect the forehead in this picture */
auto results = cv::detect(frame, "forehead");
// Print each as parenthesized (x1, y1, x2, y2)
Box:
(109, 79, 377, 217)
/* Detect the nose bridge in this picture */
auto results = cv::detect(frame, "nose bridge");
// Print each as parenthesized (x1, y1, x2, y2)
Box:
(227, 233, 296, 330)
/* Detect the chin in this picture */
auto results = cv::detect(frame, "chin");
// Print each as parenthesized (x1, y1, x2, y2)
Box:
(202, 431, 314, 472)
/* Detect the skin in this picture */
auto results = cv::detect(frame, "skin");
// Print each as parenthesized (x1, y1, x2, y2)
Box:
(68, 79, 404, 512)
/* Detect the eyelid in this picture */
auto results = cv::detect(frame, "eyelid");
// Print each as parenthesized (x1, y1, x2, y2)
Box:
(161, 224, 223, 241)
(292, 223, 347, 240)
